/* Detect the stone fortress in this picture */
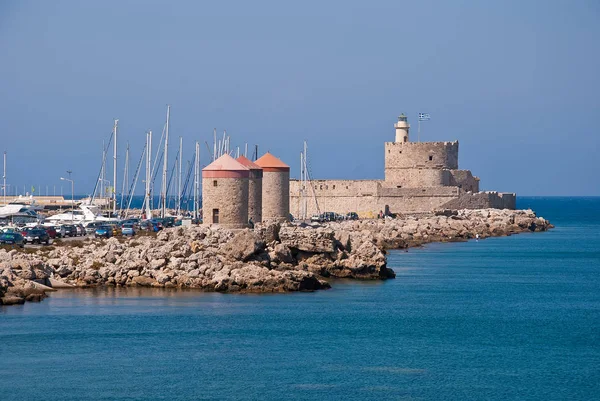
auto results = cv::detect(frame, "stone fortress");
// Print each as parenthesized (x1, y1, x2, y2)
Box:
(290, 114, 516, 218)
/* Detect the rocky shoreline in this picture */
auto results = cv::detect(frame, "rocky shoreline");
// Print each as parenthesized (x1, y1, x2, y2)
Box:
(0, 208, 552, 305)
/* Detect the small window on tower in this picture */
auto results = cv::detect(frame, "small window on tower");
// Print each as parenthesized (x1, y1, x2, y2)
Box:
(428, 155, 433, 161)
(333, 185, 336, 189)
(213, 180, 218, 187)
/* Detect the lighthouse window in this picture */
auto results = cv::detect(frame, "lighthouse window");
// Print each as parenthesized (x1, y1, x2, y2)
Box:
(212, 209, 219, 224)
(333, 185, 336, 189)
(428, 155, 433, 161)
(213, 180, 218, 187)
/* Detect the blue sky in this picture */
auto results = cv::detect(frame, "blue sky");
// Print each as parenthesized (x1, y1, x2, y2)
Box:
(1, 0, 598, 196)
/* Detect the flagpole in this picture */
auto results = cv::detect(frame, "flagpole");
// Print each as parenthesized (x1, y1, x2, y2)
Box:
(418, 117, 421, 143)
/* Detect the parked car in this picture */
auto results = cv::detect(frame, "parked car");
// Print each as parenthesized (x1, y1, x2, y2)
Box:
(0, 232, 24, 248)
(121, 223, 135, 236)
(121, 218, 141, 228)
(23, 228, 50, 245)
(63, 224, 77, 237)
(140, 220, 161, 232)
(95, 226, 112, 238)
(323, 212, 337, 222)
(54, 225, 67, 238)
(84, 222, 103, 235)
(346, 212, 359, 220)
(162, 217, 176, 227)
(44, 226, 57, 239)
(311, 214, 324, 223)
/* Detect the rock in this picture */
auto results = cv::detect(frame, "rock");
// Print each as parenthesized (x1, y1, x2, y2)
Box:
(279, 226, 336, 253)
(1, 295, 25, 305)
(221, 230, 265, 261)
(131, 276, 156, 287)
(149, 258, 166, 269)
(269, 243, 294, 264)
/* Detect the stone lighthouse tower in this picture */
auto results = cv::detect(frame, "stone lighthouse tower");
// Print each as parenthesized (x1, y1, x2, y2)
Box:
(394, 113, 410, 143)
(202, 154, 250, 228)
(236, 155, 263, 224)
(255, 152, 290, 223)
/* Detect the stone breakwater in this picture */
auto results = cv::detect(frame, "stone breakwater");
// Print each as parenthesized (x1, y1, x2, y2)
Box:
(0, 208, 551, 305)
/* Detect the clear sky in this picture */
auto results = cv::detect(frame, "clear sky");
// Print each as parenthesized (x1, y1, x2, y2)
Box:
(1, 0, 598, 196)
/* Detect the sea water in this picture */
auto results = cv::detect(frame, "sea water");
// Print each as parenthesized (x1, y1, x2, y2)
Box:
(1, 197, 599, 400)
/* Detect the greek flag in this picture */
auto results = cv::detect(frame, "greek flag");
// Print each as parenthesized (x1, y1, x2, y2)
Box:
(418, 113, 431, 121)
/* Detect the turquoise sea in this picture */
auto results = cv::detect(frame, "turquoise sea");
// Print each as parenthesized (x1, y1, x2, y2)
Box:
(1, 197, 599, 400)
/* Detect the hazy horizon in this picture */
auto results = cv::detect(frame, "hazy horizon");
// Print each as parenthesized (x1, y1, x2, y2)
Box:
(1, 0, 598, 197)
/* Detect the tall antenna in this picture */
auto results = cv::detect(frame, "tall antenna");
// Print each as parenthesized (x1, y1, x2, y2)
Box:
(161, 105, 170, 218)
(112, 119, 118, 216)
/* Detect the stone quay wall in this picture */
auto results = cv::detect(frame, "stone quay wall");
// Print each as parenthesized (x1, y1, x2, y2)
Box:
(202, 177, 249, 228)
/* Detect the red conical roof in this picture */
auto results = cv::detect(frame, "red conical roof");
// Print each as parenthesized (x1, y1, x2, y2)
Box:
(236, 155, 262, 170)
(255, 152, 290, 172)
(202, 154, 250, 178)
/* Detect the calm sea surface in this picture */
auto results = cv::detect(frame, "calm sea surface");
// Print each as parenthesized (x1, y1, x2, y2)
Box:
(1, 197, 599, 400)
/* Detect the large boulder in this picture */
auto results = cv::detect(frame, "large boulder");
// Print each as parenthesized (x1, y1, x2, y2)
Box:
(220, 230, 265, 262)
(279, 226, 336, 253)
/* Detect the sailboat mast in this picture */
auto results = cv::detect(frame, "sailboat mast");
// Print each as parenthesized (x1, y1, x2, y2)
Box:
(112, 119, 118, 216)
(3, 151, 6, 206)
(194, 141, 200, 219)
(162, 105, 170, 218)
(100, 141, 105, 203)
(213, 128, 217, 162)
(145, 131, 152, 219)
(178, 136, 182, 215)
(120, 142, 129, 212)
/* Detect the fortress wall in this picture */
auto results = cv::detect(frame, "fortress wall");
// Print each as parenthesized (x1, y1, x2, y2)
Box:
(293, 179, 381, 197)
(290, 180, 382, 218)
(440, 191, 517, 210)
(449, 170, 480, 192)
(384, 168, 452, 187)
(384, 141, 459, 171)
(290, 180, 461, 217)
